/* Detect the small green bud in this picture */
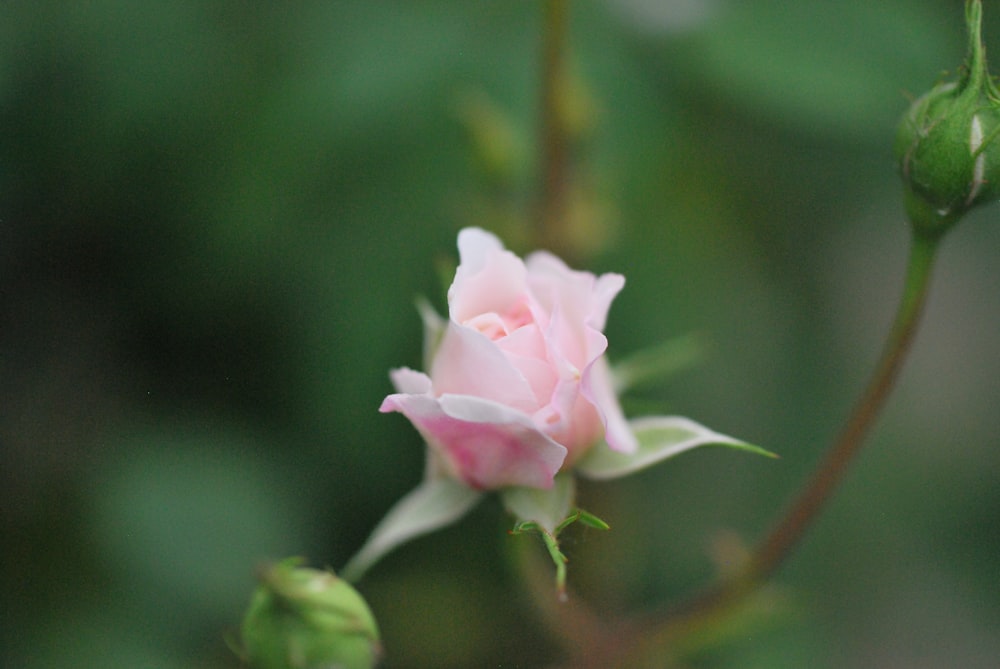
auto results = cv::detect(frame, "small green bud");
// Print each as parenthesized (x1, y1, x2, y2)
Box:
(895, 0, 1000, 236)
(240, 558, 381, 669)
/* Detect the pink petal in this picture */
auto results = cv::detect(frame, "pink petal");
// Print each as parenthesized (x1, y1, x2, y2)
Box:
(589, 272, 626, 331)
(494, 324, 557, 405)
(430, 321, 537, 413)
(525, 253, 625, 369)
(524, 252, 623, 330)
(380, 391, 567, 490)
(389, 367, 432, 394)
(450, 228, 528, 324)
(581, 355, 637, 453)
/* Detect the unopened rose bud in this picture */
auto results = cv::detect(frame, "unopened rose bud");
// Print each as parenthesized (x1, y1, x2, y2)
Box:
(895, 0, 1000, 236)
(240, 558, 381, 669)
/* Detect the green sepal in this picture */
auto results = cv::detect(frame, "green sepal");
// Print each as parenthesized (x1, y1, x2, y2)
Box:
(507, 507, 610, 599)
(504, 475, 611, 598)
(569, 508, 611, 531)
(415, 296, 446, 371)
(611, 332, 707, 394)
(501, 472, 575, 533)
(341, 478, 483, 583)
(576, 416, 776, 481)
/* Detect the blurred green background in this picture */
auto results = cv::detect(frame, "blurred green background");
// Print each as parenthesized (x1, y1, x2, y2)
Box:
(4, 1, 1000, 667)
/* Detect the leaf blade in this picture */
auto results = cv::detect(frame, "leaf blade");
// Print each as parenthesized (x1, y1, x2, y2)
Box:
(341, 478, 483, 582)
(576, 416, 775, 480)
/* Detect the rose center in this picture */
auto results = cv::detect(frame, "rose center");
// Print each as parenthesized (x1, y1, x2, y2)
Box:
(465, 299, 534, 341)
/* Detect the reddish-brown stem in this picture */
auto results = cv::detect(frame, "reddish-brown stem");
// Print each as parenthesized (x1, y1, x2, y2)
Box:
(613, 231, 942, 665)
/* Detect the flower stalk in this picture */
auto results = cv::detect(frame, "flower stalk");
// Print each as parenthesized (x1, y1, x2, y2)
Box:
(749, 232, 939, 582)
(682, 231, 936, 617)
(538, 0, 571, 254)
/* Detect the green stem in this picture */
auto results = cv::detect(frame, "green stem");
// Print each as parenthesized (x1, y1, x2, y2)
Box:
(537, 0, 570, 254)
(620, 230, 942, 663)
(540, 530, 569, 601)
(508, 532, 615, 661)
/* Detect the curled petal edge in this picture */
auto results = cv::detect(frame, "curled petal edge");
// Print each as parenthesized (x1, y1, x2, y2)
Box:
(381, 391, 567, 490)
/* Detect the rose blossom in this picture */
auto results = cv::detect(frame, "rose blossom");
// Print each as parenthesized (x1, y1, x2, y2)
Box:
(380, 227, 636, 490)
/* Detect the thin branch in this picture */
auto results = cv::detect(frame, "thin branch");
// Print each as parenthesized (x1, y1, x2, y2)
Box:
(611, 231, 943, 665)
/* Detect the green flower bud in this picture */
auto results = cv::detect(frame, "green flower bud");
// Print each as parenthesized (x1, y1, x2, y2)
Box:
(240, 558, 381, 669)
(895, 0, 1000, 236)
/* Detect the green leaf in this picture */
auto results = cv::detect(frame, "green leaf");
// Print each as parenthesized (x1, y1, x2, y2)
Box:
(685, 1, 954, 142)
(340, 478, 483, 582)
(415, 295, 446, 371)
(576, 416, 776, 481)
(612, 332, 707, 393)
(500, 473, 576, 533)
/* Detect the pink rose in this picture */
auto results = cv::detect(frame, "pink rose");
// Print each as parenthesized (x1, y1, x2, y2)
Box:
(380, 228, 636, 490)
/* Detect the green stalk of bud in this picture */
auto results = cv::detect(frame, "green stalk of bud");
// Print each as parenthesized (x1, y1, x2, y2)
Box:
(240, 558, 382, 669)
(895, 0, 1000, 237)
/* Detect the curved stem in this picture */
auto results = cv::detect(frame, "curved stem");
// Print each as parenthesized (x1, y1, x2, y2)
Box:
(748, 230, 939, 580)
(508, 537, 605, 655)
(621, 230, 942, 662)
